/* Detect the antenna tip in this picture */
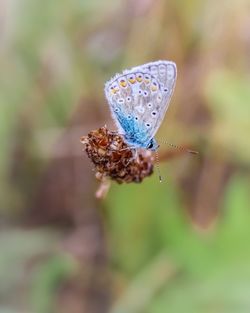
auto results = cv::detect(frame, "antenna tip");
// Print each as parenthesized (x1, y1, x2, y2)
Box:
(159, 176, 162, 183)
(188, 149, 199, 155)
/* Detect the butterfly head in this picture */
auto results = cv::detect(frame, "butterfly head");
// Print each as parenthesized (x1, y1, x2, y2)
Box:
(123, 134, 159, 151)
(147, 138, 159, 151)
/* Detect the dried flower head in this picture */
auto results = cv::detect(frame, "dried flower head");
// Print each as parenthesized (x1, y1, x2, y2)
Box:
(80, 126, 154, 184)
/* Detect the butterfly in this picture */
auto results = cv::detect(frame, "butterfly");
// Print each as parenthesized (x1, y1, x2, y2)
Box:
(104, 60, 177, 151)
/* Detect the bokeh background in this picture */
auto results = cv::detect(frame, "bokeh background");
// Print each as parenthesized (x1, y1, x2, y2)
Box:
(1, 0, 250, 312)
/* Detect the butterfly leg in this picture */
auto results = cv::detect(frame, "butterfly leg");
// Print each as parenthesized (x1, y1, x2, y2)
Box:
(134, 149, 139, 162)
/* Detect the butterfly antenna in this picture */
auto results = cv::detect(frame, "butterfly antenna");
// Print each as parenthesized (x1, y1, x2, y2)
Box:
(159, 140, 199, 155)
(155, 150, 162, 183)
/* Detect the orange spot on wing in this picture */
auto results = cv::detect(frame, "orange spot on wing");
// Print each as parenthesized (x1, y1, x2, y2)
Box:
(110, 86, 119, 94)
(129, 78, 136, 84)
(119, 79, 127, 88)
(136, 75, 143, 83)
(151, 85, 158, 92)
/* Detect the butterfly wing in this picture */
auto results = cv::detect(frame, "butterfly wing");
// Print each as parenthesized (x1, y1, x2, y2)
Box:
(104, 60, 177, 148)
(131, 60, 177, 137)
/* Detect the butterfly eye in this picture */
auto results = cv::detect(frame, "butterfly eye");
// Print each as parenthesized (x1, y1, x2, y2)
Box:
(126, 96, 132, 102)
(147, 103, 152, 108)
(127, 115, 132, 120)
(143, 91, 148, 97)
(147, 141, 153, 149)
(138, 89, 143, 95)
(146, 123, 151, 128)
(151, 111, 157, 117)
(135, 116, 138, 121)
(118, 98, 125, 104)
(114, 108, 120, 113)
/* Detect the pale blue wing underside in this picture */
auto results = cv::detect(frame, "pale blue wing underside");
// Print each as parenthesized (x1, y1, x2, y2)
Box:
(104, 60, 177, 148)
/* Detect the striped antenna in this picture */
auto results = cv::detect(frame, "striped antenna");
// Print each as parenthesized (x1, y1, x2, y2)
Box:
(158, 140, 199, 155)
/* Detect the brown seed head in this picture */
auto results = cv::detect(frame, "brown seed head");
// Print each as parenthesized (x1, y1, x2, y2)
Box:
(80, 126, 154, 183)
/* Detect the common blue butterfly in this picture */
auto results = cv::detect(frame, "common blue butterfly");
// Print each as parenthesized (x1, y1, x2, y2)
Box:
(104, 60, 177, 151)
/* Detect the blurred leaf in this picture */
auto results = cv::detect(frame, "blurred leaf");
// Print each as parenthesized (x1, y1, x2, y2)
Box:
(0, 228, 59, 297)
(148, 174, 250, 313)
(204, 69, 250, 164)
(111, 253, 177, 313)
(106, 178, 185, 274)
(31, 254, 76, 313)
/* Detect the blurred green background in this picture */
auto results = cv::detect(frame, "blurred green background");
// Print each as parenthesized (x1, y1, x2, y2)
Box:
(0, 0, 250, 312)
